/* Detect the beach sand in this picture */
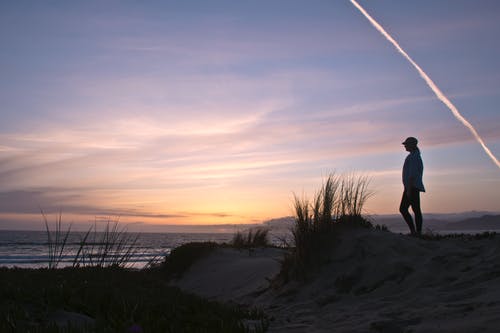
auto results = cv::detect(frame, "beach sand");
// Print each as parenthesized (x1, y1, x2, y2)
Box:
(172, 228, 500, 332)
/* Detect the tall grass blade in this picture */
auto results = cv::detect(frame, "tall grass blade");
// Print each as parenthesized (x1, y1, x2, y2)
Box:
(72, 226, 92, 267)
(42, 210, 72, 269)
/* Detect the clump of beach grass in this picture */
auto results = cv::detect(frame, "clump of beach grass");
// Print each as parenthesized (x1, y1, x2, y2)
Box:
(231, 227, 270, 249)
(42, 212, 140, 269)
(76, 219, 140, 268)
(278, 172, 373, 282)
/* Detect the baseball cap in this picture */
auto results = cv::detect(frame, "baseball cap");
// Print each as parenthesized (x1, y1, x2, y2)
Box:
(402, 137, 418, 146)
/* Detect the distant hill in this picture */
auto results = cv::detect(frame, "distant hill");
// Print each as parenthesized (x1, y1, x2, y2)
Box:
(371, 213, 500, 232)
(442, 215, 500, 230)
(262, 213, 500, 233)
(263, 216, 294, 229)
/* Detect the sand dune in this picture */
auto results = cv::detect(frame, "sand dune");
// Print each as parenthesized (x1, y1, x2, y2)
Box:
(173, 228, 500, 333)
(172, 247, 286, 303)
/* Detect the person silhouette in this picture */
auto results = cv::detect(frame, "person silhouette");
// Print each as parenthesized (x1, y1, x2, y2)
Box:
(400, 137, 425, 235)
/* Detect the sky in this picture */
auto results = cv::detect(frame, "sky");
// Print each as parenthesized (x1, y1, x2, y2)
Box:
(1, 0, 499, 231)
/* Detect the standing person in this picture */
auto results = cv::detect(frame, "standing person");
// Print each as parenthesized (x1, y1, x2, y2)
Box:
(400, 137, 425, 236)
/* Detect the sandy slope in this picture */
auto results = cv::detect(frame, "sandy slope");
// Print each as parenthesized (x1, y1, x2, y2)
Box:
(172, 247, 286, 303)
(173, 229, 500, 333)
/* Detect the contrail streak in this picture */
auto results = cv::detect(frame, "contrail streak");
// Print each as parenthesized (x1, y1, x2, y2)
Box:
(350, 0, 500, 170)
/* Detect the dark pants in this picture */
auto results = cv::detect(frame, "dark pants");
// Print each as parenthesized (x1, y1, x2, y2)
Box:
(399, 188, 423, 235)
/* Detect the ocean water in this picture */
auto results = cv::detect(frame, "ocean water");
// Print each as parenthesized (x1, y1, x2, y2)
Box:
(1, 227, 493, 269)
(0, 230, 236, 269)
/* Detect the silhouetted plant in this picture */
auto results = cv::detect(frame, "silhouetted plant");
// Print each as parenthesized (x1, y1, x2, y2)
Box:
(42, 212, 140, 269)
(42, 210, 72, 269)
(336, 172, 372, 218)
(78, 219, 140, 268)
(375, 224, 389, 232)
(278, 172, 373, 282)
(231, 228, 270, 248)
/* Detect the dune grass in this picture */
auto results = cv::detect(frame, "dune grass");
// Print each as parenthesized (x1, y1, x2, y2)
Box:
(42, 213, 140, 269)
(231, 228, 270, 249)
(75, 220, 140, 268)
(42, 211, 72, 269)
(278, 173, 373, 282)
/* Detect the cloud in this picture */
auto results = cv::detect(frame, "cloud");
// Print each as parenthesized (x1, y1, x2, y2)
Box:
(0, 189, 184, 218)
(0, 182, 253, 222)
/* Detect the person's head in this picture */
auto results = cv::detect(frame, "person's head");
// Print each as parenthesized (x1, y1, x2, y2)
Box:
(402, 137, 418, 151)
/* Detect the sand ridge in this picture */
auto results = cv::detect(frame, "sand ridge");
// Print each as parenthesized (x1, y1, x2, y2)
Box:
(173, 228, 500, 332)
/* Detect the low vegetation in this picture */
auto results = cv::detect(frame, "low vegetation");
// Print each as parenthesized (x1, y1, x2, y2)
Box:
(0, 267, 266, 332)
(420, 230, 498, 241)
(231, 228, 270, 249)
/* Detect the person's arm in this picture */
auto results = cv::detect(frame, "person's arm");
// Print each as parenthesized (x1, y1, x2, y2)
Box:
(406, 155, 417, 196)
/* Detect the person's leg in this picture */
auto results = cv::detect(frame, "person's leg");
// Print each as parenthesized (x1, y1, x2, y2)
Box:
(409, 189, 423, 235)
(399, 190, 416, 235)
